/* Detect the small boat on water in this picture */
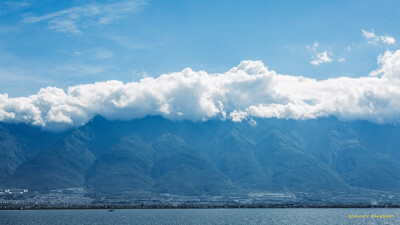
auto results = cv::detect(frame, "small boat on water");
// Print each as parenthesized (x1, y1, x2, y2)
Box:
(107, 209, 114, 212)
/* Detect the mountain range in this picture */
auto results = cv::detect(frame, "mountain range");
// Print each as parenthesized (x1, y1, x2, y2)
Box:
(1, 116, 400, 198)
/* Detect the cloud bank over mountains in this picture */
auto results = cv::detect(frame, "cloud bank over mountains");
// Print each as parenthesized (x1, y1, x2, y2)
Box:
(1, 50, 400, 131)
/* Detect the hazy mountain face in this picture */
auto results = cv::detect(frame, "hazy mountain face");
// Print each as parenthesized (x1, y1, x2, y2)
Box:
(6, 127, 96, 190)
(85, 134, 155, 192)
(0, 124, 24, 181)
(1, 116, 400, 196)
(0, 123, 62, 182)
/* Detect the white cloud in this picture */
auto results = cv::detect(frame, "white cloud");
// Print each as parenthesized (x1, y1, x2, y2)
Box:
(338, 58, 345, 63)
(22, 1, 146, 35)
(310, 51, 333, 65)
(370, 50, 400, 79)
(2, 54, 400, 131)
(362, 30, 395, 45)
(307, 42, 333, 66)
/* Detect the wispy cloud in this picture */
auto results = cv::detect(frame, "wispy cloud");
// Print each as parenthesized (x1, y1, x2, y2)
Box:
(3, 1, 31, 10)
(53, 63, 110, 76)
(0, 1, 31, 17)
(307, 42, 333, 66)
(93, 48, 114, 59)
(306, 42, 319, 51)
(22, 1, 146, 35)
(362, 30, 395, 45)
(73, 48, 115, 60)
(109, 35, 164, 50)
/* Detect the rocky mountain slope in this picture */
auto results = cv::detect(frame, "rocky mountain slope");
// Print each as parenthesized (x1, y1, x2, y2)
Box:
(1, 116, 400, 197)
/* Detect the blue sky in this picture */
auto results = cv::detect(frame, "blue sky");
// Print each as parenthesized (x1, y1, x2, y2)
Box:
(1, 0, 400, 97)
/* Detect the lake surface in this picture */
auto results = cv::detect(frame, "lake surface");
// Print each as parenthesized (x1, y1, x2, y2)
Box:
(1, 208, 399, 225)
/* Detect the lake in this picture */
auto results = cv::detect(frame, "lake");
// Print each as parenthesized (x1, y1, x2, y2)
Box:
(1, 208, 399, 224)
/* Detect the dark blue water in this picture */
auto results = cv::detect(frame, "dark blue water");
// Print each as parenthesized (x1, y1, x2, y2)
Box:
(1, 208, 399, 225)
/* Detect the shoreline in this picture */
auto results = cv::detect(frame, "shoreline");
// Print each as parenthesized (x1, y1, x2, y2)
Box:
(2, 204, 400, 210)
